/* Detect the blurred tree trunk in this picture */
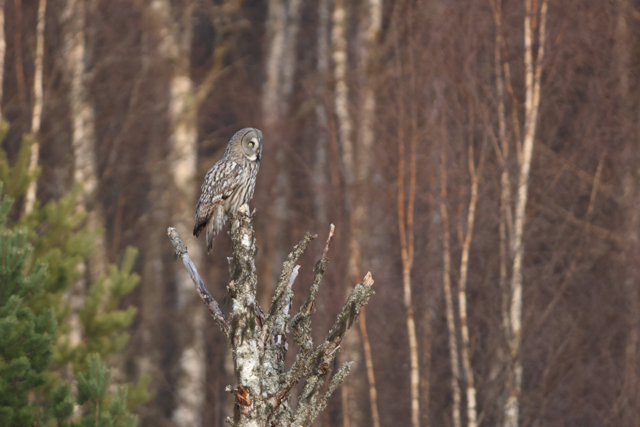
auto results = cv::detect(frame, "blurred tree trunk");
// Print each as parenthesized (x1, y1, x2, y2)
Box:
(12, 0, 26, 111)
(57, 0, 106, 377)
(63, 0, 106, 283)
(313, 0, 329, 228)
(146, 1, 237, 424)
(355, 1, 382, 425)
(146, 2, 203, 424)
(23, 0, 46, 215)
(331, 0, 367, 425)
(503, 1, 548, 426)
(439, 135, 462, 427)
(457, 142, 483, 427)
(490, 0, 513, 387)
(397, 97, 420, 427)
(616, 0, 640, 421)
(261, 0, 301, 312)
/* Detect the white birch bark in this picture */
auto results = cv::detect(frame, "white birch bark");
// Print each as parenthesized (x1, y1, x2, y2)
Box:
(263, 0, 302, 124)
(263, 0, 286, 128)
(281, 0, 302, 99)
(313, 0, 329, 227)
(262, 0, 301, 309)
(64, 0, 97, 201)
(332, 0, 353, 187)
(615, 1, 639, 421)
(357, 0, 381, 183)
(440, 143, 462, 427)
(397, 125, 420, 427)
(458, 148, 480, 427)
(148, 1, 205, 424)
(355, 4, 382, 424)
(63, 0, 107, 282)
(504, 2, 548, 426)
(491, 0, 514, 343)
(170, 70, 205, 427)
(332, 2, 368, 425)
(23, 0, 46, 215)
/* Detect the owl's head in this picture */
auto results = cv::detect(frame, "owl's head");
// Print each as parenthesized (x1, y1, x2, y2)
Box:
(231, 128, 263, 162)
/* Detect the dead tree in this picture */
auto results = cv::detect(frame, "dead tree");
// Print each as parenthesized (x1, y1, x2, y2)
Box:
(167, 205, 375, 427)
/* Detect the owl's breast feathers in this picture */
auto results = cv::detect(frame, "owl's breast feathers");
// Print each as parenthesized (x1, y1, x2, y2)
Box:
(193, 159, 244, 237)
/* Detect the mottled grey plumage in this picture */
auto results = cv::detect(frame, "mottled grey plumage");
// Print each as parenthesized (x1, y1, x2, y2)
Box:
(194, 128, 263, 252)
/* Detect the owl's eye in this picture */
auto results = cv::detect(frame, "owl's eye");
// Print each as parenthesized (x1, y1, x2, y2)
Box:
(248, 142, 254, 147)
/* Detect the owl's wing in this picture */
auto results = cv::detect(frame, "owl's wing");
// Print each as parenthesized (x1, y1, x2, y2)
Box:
(193, 159, 244, 236)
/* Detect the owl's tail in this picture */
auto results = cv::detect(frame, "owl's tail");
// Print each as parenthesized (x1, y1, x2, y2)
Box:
(206, 204, 227, 254)
(193, 221, 206, 237)
(206, 221, 216, 254)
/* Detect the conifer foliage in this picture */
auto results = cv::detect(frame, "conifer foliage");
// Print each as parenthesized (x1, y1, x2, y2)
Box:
(0, 182, 56, 425)
(0, 133, 146, 425)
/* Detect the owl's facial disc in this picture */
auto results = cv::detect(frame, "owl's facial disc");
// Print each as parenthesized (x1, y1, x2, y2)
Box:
(241, 131, 261, 161)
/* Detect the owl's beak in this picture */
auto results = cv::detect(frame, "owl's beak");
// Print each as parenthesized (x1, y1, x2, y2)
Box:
(257, 148, 261, 160)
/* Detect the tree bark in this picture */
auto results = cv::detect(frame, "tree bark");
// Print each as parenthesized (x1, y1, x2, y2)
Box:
(167, 213, 375, 427)
(313, 0, 330, 228)
(504, 2, 548, 426)
(331, 2, 365, 425)
(261, 0, 300, 311)
(398, 122, 420, 427)
(355, 2, 382, 425)
(616, 1, 640, 421)
(440, 137, 462, 427)
(63, 0, 108, 290)
(457, 144, 482, 427)
(23, 0, 46, 216)
(146, 2, 204, 423)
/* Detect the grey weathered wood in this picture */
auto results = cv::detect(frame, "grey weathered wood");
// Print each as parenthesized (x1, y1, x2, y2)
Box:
(167, 227, 229, 337)
(168, 211, 374, 427)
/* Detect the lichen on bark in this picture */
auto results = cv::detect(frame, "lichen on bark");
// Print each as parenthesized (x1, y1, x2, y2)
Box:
(167, 209, 374, 427)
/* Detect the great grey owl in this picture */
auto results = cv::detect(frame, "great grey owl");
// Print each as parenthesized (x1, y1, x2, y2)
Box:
(193, 128, 263, 253)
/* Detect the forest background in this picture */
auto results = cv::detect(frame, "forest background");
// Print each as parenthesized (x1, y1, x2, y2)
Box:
(1, 0, 639, 426)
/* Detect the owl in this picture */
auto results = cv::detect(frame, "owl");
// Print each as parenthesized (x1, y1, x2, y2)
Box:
(193, 128, 263, 253)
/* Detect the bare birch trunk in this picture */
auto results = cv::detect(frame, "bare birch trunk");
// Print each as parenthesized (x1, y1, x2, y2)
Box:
(263, 0, 286, 128)
(616, 1, 640, 420)
(13, 0, 26, 109)
(63, 0, 107, 286)
(147, 1, 205, 424)
(458, 145, 481, 427)
(170, 71, 206, 427)
(398, 128, 420, 427)
(65, 0, 97, 202)
(281, 0, 302, 100)
(262, 0, 300, 309)
(149, 0, 238, 422)
(491, 0, 514, 348)
(331, 2, 363, 425)
(59, 0, 96, 372)
(356, 3, 382, 425)
(23, 0, 46, 216)
(327, 0, 384, 425)
(332, 0, 353, 188)
(357, 0, 381, 184)
(313, 0, 330, 227)
(440, 139, 462, 427)
(504, 2, 548, 426)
